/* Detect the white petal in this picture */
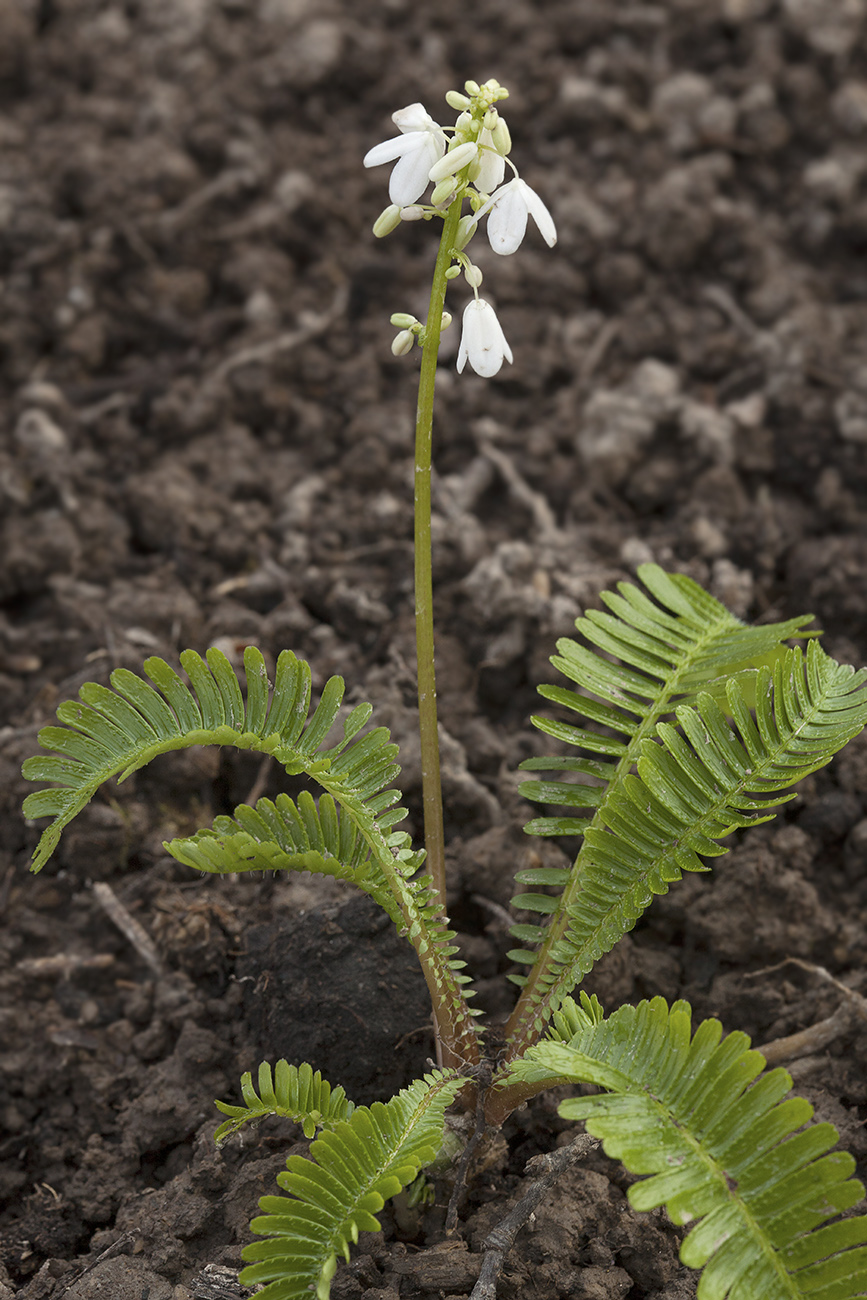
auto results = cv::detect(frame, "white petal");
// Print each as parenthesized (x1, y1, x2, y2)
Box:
(522, 182, 558, 247)
(388, 135, 444, 206)
(363, 132, 425, 168)
(392, 102, 438, 133)
(486, 182, 528, 256)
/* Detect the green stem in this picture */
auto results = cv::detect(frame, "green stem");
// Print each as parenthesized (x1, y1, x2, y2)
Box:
(414, 198, 463, 1064)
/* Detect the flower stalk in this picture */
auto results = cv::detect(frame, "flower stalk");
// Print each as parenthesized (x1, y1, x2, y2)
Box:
(364, 78, 557, 1068)
(413, 197, 463, 932)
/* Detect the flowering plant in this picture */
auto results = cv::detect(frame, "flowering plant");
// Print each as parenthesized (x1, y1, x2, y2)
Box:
(20, 78, 867, 1300)
(364, 79, 556, 378)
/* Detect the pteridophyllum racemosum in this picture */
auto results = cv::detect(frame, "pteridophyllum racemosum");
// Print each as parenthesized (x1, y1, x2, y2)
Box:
(21, 79, 867, 1300)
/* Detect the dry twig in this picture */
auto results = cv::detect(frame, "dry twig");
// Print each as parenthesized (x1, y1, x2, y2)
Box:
(469, 1134, 600, 1300)
(750, 958, 867, 1066)
(92, 881, 164, 976)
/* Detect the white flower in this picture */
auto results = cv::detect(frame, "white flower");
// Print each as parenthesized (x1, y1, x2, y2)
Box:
(363, 103, 447, 207)
(482, 178, 557, 256)
(457, 299, 513, 378)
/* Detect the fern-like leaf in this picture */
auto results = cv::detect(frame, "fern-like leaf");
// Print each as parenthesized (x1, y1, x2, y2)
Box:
(505, 568, 866, 1055)
(214, 1060, 355, 1145)
(508, 996, 867, 1299)
(22, 646, 381, 873)
(22, 645, 481, 1062)
(166, 789, 422, 933)
(240, 1070, 464, 1300)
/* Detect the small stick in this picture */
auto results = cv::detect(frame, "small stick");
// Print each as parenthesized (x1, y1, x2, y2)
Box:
(16, 952, 115, 978)
(747, 958, 867, 1066)
(243, 753, 273, 809)
(445, 1083, 489, 1236)
(469, 1134, 599, 1300)
(212, 286, 348, 382)
(477, 438, 559, 539)
(92, 881, 164, 976)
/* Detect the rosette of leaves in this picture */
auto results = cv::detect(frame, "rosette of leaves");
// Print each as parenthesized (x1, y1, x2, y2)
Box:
(22, 566, 867, 1297)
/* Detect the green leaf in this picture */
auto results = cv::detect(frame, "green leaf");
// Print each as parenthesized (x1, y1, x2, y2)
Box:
(239, 1070, 464, 1300)
(214, 1060, 355, 1146)
(505, 566, 865, 1055)
(508, 997, 867, 1299)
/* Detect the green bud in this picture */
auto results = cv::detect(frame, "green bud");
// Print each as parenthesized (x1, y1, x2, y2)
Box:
(483, 107, 499, 132)
(454, 214, 477, 249)
(372, 204, 402, 238)
(445, 90, 470, 111)
(491, 117, 511, 155)
(390, 312, 419, 328)
(431, 177, 457, 207)
(464, 263, 483, 288)
(430, 141, 477, 181)
(441, 312, 453, 329)
(464, 79, 481, 96)
(445, 266, 461, 280)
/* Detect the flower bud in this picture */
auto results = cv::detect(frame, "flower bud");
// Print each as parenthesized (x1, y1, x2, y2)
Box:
(445, 266, 462, 280)
(491, 117, 511, 155)
(483, 107, 499, 132)
(391, 329, 415, 356)
(431, 177, 458, 207)
(454, 214, 478, 250)
(454, 112, 473, 136)
(429, 142, 477, 183)
(441, 312, 452, 329)
(464, 263, 483, 288)
(390, 312, 419, 328)
(400, 205, 425, 221)
(445, 90, 470, 111)
(464, 80, 481, 96)
(372, 204, 403, 238)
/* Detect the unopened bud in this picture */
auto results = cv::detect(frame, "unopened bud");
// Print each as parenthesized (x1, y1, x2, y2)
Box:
(400, 205, 425, 221)
(464, 263, 483, 288)
(446, 90, 470, 111)
(431, 177, 457, 207)
(464, 80, 481, 96)
(491, 117, 511, 155)
(483, 108, 499, 132)
(391, 329, 415, 356)
(390, 312, 419, 328)
(429, 142, 477, 183)
(373, 204, 402, 238)
(441, 312, 452, 329)
(454, 215, 477, 250)
(454, 112, 473, 136)
(445, 266, 461, 280)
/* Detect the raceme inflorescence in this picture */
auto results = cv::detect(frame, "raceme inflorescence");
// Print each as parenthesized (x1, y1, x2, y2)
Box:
(21, 79, 867, 1300)
(363, 79, 556, 377)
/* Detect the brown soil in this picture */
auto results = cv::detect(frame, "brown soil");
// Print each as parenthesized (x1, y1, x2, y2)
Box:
(2, 1, 867, 1298)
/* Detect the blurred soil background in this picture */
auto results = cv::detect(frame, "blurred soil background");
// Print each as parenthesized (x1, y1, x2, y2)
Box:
(1, 0, 867, 1297)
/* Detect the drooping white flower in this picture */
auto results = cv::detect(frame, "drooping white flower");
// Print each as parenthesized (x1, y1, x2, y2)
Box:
(482, 178, 557, 256)
(363, 103, 447, 207)
(456, 298, 513, 378)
